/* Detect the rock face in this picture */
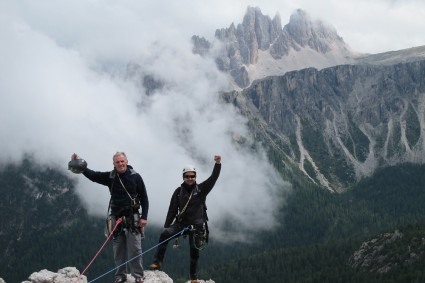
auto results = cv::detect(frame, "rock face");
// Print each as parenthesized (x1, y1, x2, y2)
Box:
(348, 229, 425, 274)
(21, 267, 87, 283)
(226, 60, 425, 191)
(193, 7, 355, 88)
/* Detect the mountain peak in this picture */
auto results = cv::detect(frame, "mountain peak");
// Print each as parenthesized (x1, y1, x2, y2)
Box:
(192, 7, 355, 89)
(285, 9, 342, 53)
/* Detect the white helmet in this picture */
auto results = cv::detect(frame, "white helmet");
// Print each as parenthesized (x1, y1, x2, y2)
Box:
(182, 165, 196, 175)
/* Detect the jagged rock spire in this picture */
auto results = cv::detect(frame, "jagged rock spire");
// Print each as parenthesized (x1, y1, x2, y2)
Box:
(285, 9, 343, 53)
(192, 6, 354, 89)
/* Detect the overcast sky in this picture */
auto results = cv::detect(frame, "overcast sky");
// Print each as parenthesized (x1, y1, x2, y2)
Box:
(1, 0, 424, 241)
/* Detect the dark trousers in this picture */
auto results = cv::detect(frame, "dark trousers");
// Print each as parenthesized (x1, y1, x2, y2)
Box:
(154, 223, 202, 279)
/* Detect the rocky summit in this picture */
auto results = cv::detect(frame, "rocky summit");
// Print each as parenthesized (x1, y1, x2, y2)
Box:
(2, 267, 215, 283)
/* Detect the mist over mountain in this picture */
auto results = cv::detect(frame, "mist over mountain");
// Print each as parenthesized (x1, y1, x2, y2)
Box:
(192, 6, 425, 91)
(192, 7, 356, 88)
(185, 6, 425, 191)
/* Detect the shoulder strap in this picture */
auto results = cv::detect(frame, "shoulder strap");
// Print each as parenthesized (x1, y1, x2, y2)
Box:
(177, 186, 195, 219)
(117, 174, 137, 207)
(106, 169, 138, 216)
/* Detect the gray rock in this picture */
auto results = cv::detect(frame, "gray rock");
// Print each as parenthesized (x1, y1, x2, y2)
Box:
(229, 60, 425, 191)
(21, 267, 86, 283)
(17, 268, 214, 283)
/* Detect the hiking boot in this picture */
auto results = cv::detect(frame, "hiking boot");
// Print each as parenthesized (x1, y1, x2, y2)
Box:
(134, 278, 143, 283)
(190, 273, 199, 283)
(113, 278, 126, 283)
(148, 261, 162, 270)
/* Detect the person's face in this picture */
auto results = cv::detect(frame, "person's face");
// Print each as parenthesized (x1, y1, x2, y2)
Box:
(114, 155, 128, 174)
(183, 172, 196, 185)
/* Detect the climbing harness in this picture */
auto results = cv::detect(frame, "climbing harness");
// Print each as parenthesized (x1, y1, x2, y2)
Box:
(190, 224, 208, 250)
(104, 172, 141, 238)
(172, 224, 208, 251)
(172, 185, 209, 250)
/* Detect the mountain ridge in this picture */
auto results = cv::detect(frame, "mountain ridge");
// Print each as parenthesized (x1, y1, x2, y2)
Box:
(226, 60, 425, 191)
(193, 6, 357, 88)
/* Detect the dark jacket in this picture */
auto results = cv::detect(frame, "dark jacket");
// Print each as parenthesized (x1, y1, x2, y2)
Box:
(83, 165, 149, 219)
(164, 163, 221, 227)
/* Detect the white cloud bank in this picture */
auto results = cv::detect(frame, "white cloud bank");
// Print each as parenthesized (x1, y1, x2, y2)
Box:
(0, 1, 292, 242)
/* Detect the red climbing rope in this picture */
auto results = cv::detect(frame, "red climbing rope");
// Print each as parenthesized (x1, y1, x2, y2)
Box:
(74, 217, 123, 283)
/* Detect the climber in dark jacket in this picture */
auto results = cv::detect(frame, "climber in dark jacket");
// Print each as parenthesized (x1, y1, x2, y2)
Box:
(71, 152, 148, 283)
(149, 155, 221, 283)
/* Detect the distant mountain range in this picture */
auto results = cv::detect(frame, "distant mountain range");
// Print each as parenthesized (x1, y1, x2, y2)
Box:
(190, 6, 425, 192)
(127, 7, 425, 192)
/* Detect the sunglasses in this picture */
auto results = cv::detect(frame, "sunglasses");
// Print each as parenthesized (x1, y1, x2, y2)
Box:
(184, 175, 196, 179)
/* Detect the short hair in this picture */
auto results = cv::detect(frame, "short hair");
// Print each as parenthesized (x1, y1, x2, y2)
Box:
(113, 151, 127, 162)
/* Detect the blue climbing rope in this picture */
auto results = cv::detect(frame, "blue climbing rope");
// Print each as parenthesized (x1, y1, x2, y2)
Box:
(87, 226, 190, 283)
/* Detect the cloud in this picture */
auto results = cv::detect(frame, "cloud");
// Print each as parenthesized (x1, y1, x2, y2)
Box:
(287, 0, 425, 53)
(0, 1, 292, 242)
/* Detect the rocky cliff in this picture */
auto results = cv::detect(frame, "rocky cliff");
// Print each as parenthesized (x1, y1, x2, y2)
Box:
(349, 229, 425, 274)
(225, 60, 425, 191)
